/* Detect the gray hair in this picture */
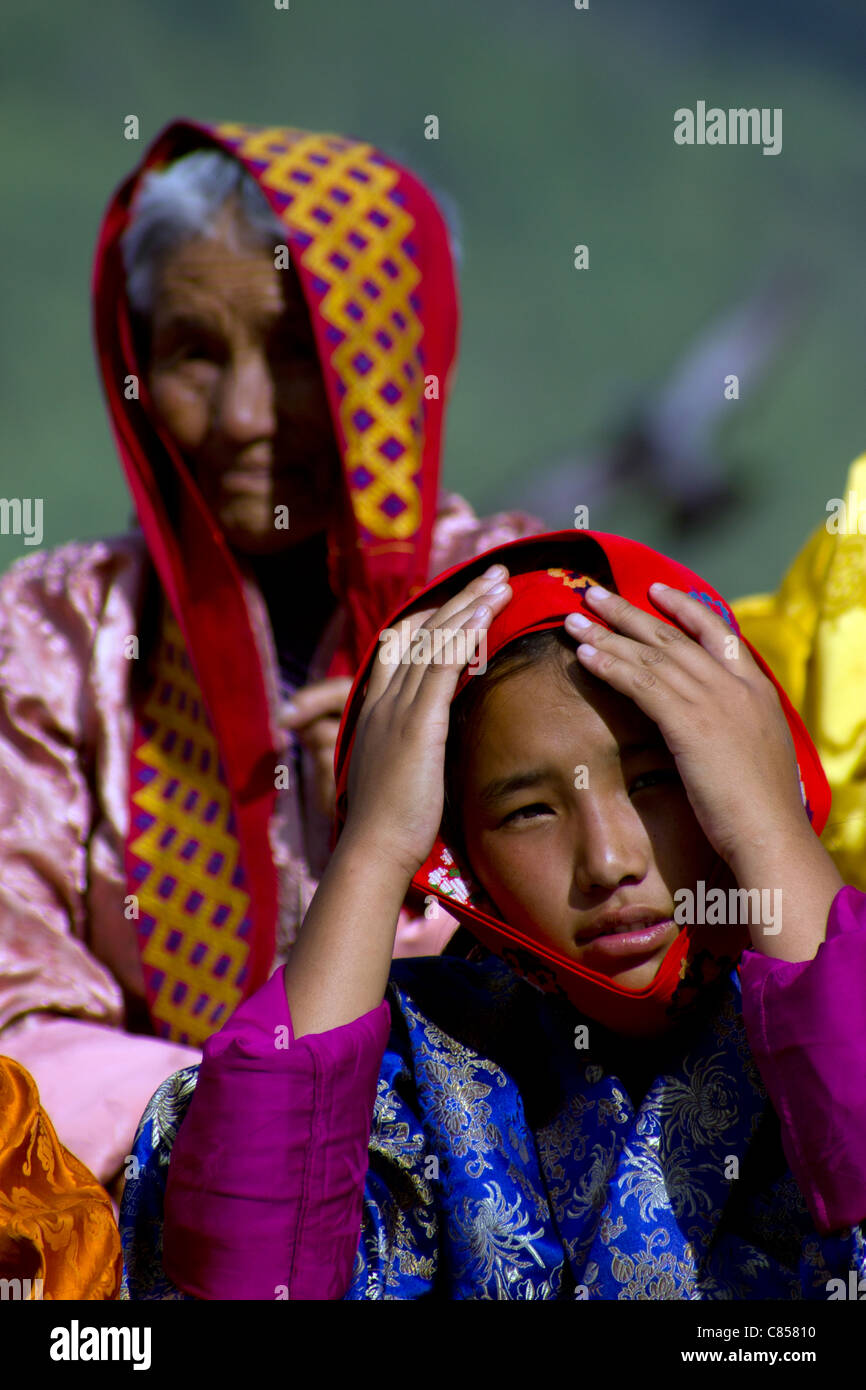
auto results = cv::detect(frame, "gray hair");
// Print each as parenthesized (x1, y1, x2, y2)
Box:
(121, 149, 287, 315)
(122, 146, 462, 318)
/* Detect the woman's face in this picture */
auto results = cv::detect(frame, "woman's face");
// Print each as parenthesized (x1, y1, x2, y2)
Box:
(458, 646, 724, 991)
(146, 198, 342, 555)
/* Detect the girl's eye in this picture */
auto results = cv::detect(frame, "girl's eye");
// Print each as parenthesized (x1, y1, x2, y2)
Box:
(629, 769, 680, 795)
(501, 802, 552, 826)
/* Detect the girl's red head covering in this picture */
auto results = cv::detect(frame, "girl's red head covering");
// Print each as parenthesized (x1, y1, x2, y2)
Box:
(335, 530, 830, 1037)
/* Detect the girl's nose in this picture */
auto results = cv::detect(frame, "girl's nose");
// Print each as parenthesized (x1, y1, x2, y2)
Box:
(571, 795, 649, 896)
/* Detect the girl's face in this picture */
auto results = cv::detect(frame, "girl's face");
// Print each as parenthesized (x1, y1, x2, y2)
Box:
(458, 646, 722, 991)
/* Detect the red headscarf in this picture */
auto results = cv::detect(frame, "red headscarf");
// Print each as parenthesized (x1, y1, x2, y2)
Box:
(335, 530, 830, 1036)
(91, 120, 458, 1042)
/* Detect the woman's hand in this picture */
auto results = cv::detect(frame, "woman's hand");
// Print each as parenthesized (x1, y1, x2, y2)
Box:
(565, 583, 843, 961)
(342, 565, 513, 879)
(280, 677, 353, 818)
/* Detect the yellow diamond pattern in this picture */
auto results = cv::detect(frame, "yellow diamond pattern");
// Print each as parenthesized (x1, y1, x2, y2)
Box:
(129, 607, 252, 1045)
(215, 124, 424, 541)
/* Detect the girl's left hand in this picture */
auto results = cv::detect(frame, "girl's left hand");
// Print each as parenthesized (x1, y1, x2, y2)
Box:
(565, 583, 813, 884)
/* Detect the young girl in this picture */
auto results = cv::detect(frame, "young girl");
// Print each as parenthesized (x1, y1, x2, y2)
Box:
(121, 531, 866, 1300)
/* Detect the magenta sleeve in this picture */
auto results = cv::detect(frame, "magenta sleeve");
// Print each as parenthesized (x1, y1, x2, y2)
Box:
(739, 884, 866, 1235)
(163, 968, 392, 1299)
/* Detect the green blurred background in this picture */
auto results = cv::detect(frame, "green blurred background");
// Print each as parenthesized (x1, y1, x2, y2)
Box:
(2, 0, 865, 594)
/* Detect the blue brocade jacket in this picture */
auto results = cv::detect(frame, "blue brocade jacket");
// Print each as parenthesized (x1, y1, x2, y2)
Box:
(120, 941, 866, 1300)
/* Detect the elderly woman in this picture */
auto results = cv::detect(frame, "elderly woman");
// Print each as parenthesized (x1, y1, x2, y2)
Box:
(0, 119, 539, 1191)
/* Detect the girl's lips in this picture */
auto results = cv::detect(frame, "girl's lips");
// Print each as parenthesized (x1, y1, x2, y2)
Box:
(576, 917, 677, 959)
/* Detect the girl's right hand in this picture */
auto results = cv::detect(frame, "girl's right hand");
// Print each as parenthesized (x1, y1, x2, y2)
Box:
(341, 564, 513, 882)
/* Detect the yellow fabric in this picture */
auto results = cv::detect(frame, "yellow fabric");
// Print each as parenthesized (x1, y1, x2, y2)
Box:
(733, 452, 866, 891)
(130, 605, 253, 1047)
(215, 123, 425, 542)
(0, 1056, 121, 1299)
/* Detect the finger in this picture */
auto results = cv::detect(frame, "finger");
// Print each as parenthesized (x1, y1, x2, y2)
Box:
(365, 564, 510, 705)
(647, 583, 758, 677)
(364, 607, 438, 705)
(312, 759, 337, 818)
(565, 609, 696, 697)
(571, 635, 689, 728)
(366, 583, 510, 724)
(408, 564, 511, 645)
(294, 717, 341, 753)
(282, 677, 354, 729)
(564, 589, 704, 699)
(572, 583, 744, 682)
(397, 583, 511, 708)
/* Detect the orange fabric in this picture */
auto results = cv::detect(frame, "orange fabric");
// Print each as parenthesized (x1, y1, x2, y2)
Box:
(0, 1056, 121, 1299)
